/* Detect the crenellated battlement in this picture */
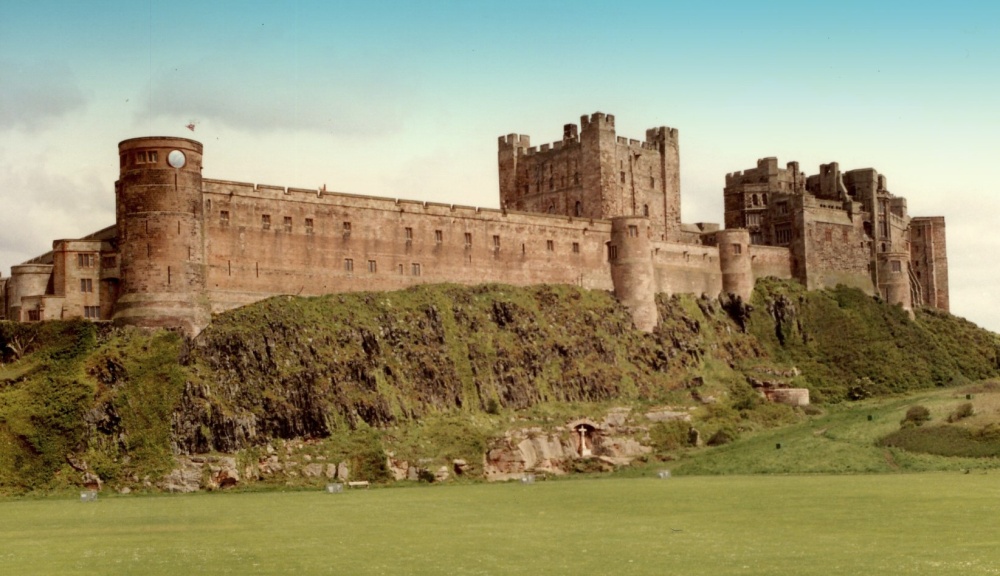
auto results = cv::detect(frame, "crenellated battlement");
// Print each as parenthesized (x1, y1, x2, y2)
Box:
(580, 112, 615, 131)
(645, 126, 679, 146)
(498, 133, 531, 149)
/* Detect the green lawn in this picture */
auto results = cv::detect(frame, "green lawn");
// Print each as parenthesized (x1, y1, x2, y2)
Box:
(2, 474, 999, 575)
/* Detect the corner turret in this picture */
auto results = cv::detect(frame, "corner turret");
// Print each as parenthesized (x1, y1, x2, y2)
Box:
(112, 137, 209, 335)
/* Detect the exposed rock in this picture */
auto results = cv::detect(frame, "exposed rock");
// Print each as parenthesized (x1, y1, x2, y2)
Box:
(644, 409, 691, 423)
(302, 463, 325, 478)
(337, 461, 350, 481)
(434, 466, 450, 482)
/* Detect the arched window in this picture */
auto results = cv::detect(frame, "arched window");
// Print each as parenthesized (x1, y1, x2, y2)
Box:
(642, 204, 649, 217)
(548, 204, 555, 214)
(574, 201, 582, 217)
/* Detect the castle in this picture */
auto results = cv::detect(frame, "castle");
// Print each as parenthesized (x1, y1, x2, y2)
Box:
(0, 112, 948, 335)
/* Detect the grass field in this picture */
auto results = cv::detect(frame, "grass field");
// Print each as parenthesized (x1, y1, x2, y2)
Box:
(2, 473, 999, 575)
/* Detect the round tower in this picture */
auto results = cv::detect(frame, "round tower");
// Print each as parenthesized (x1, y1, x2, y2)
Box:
(8, 264, 54, 321)
(876, 251, 913, 316)
(112, 137, 208, 334)
(717, 228, 753, 301)
(609, 216, 658, 332)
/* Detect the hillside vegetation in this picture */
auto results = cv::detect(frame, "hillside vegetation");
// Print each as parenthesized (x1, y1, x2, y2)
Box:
(1, 280, 998, 492)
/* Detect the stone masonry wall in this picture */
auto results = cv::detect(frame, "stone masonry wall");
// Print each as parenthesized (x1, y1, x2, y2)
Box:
(910, 216, 949, 312)
(202, 180, 615, 314)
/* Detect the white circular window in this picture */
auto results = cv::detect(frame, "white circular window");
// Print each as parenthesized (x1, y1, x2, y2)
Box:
(167, 150, 186, 168)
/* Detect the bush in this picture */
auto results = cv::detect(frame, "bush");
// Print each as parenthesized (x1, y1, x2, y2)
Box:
(901, 405, 931, 428)
(707, 426, 738, 446)
(649, 420, 692, 452)
(947, 402, 975, 423)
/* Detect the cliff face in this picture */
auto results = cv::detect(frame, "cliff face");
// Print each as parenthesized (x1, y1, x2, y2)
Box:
(1, 280, 997, 493)
(174, 284, 762, 454)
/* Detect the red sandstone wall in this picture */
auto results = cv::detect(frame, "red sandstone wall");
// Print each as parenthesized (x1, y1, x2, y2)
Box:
(748, 245, 793, 281)
(650, 242, 722, 297)
(799, 204, 874, 293)
(910, 217, 949, 312)
(202, 180, 615, 313)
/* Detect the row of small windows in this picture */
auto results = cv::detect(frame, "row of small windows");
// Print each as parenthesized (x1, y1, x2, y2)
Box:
(74, 253, 117, 268)
(342, 258, 421, 276)
(84, 306, 100, 319)
(120, 151, 159, 166)
(217, 211, 581, 252)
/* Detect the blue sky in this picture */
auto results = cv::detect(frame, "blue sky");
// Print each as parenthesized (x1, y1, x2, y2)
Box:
(2, 0, 998, 331)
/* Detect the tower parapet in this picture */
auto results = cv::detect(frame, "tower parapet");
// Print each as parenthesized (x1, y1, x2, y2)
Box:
(113, 137, 208, 334)
(609, 216, 658, 332)
(7, 264, 53, 321)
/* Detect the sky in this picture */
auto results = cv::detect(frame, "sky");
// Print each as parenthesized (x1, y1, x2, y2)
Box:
(1, 0, 998, 332)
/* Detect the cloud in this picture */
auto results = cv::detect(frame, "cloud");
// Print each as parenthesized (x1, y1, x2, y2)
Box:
(0, 60, 87, 131)
(0, 151, 112, 271)
(135, 60, 409, 137)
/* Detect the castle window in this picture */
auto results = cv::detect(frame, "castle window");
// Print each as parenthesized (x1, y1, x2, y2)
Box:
(344, 258, 354, 272)
(824, 229, 832, 242)
(84, 306, 100, 319)
(643, 204, 649, 217)
(745, 213, 761, 227)
(575, 201, 582, 217)
(80, 278, 94, 293)
(411, 263, 421, 276)
(77, 253, 96, 268)
(775, 225, 792, 245)
(368, 260, 377, 273)
(305, 218, 314, 234)
(261, 214, 271, 230)
(343, 222, 352, 237)
(620, 171, 626, 184)
(148, 151, 158, 163)
(220, 211, 230, 226)
(435, 230, 443, 244)
(572, 242, 580, 254)
(546, 240, 554, 252)
(750, 232, 764, 245)
(891, 260, 902, 273)
(752, 194, 760, 207)
(608, 244, 618, 260)
(27, 310, 40, 322)
(464, 232, 472, 247)
(762, 194, 768, 205)
(493, 235, 500, 250)
(548, 204, 555, 214)
(732, 243, 742, 255)
(628, 225, 638, 238)
(405, 227, 413, 243)
(398, 264, 404, 275)
(101, 256, 116, 268)
(548, 177, 553, 190)
(283, 217, 292, 233)
(650, 176, 655, 187)
(136, 151, 147, 163)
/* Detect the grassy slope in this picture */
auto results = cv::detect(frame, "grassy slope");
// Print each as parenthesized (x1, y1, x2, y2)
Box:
(667, 384, 1000, 475)
(0, 280, 998, 492)
(2, 475, 999, 575)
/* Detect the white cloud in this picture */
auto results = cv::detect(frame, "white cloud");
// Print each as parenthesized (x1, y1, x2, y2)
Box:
(0, 60, 87, 132)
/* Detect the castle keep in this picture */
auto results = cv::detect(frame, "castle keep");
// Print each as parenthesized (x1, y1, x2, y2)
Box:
(0, 113, 948, 334)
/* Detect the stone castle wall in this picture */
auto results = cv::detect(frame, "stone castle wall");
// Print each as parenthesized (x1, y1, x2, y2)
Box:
(201, 180, 615, 314)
